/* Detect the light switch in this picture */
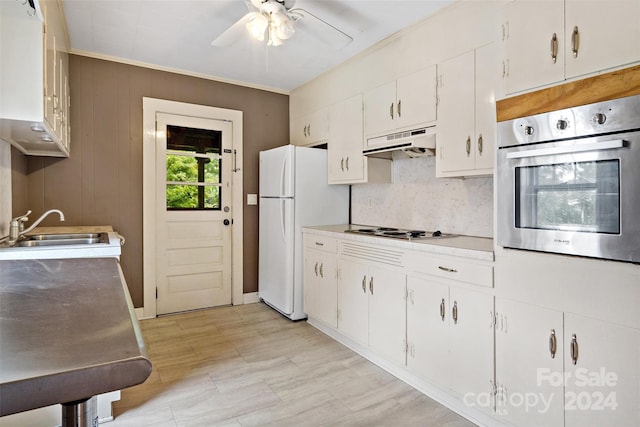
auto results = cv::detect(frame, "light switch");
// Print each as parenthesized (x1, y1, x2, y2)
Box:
(247, 194, 258, 205)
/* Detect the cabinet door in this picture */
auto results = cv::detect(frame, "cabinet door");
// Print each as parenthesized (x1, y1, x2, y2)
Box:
(368, 265, 406, 366)
(565, 0, 640, 79)
(395, 66, 437, 131)
(449, 286, 494, 403)
(406, 275, 450, 388)
(43, 0, 56, 131)
(564, 313, 640, 427)
(290, 115, 307, 146)
(503, 0, 564, 94)
(495, 299, 564, 427)
(306, 109, 328, 145)
(337, 257, 369, 345)
(364, 80, 396, 138)
(474, 43, 500, 172)
(328, 94, 365, 183)
(437, 51, 475, 175)
(304, 250, 338, 328)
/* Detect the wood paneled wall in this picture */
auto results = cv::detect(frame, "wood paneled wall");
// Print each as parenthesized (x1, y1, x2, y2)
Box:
(12, 55, 289, 307)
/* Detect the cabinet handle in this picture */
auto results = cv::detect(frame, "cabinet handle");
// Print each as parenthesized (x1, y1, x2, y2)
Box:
(440, 298, 446, 321)
(390, 102, 394, 120)
(303, 125, 308, 137)
(314, 261, 319, 276)
(319, 263, 324, 278)
(571, 26, 580, 58)
(315, 241, 324, 246)
(549, 329, 557, 359)
(570, 334, 579, 365)
(345, 156, 349, 171)
(452, 301, 458, 324)
(340, 158, 344, 171)
(369, 277, 374, 295)
(308, 124, 311, 136)
(362, 275, 367, 293)
(550, 32, 558, 64)
(397, 99, 402, 118)
(465, 137, 471, 156)
(438, 265, 458, 273)
(477, 134, 483, 155)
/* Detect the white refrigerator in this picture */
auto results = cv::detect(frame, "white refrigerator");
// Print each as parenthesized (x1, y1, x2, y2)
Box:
(259, 145, 349, 320)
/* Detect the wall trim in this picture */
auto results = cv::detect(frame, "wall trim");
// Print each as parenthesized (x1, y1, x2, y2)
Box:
(243, 292, 260, 304)
(142, 97, 244, 319)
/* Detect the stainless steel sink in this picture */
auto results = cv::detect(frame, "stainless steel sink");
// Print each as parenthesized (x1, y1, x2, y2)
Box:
(16, 233, 108, 247)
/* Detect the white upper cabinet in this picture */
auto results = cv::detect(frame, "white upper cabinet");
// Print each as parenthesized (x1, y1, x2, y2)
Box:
(437, 44, 500, 177)
(327, 94, 392, 185)
(502, 0, 640, 94)
(290, 108, 328, 147)
(0, 0, 70, 157)
(364, 66, 437, 139)
(328, 94, 366, 183)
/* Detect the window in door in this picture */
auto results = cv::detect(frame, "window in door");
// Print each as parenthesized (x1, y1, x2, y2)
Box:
(165, 125, 222, 210)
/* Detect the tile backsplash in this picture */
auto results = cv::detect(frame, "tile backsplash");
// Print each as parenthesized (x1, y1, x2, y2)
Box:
(351, 155, 494, 238)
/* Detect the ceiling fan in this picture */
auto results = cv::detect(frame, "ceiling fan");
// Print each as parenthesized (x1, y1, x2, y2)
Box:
(212, 0, 352, 48)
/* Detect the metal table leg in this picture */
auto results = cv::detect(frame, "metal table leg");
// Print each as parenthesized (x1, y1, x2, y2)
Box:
(61, 397, 97, 427)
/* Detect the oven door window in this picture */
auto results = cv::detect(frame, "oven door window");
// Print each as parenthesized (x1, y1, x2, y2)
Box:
(515, 160, 620, 233)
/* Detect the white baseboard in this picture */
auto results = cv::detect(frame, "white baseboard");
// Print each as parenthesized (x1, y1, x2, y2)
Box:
(243, 292, 260, 304)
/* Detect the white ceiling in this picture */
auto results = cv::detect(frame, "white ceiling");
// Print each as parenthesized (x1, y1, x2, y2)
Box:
(62, 0, 455, 93)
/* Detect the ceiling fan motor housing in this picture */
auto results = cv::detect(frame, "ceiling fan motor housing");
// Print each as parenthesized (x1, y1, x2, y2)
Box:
(251, 0, 296, 11)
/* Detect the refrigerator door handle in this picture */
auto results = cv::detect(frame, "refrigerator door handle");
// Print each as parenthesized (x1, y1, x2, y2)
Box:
(280, 156, 287, 197)
(280, 199, 287, 241)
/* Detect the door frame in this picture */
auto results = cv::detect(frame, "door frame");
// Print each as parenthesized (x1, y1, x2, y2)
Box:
(142, 97, 243, 319)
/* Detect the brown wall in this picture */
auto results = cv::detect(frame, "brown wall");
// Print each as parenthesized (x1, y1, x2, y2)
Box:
(12, 55, 289, 307)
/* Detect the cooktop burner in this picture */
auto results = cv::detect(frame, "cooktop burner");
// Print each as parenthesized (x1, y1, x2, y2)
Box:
(345, 227, 456, 241)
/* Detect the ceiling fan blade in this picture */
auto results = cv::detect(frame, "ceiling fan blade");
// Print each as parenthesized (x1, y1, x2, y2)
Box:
(211, 12, 254, 47)
(290, 8, 353, 50)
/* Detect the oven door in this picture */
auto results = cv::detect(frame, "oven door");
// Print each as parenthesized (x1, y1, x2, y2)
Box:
(497, 132, 640, 263)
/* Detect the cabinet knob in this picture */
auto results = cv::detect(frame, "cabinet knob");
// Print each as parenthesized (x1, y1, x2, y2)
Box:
(570, 334, 579, 365)
(452, 301, 458, 324)
(556, 119, 568, 131)
(523, 125, 535, 136)
(571, 26, 580, 58)
(550, 32, 558, 64)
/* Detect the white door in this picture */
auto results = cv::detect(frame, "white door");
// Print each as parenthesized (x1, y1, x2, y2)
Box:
(155, 113, 233, 315)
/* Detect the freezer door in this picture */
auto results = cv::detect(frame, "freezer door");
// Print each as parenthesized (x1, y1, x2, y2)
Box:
(259, 145, 294, 198)
(258, 197, 295, 314)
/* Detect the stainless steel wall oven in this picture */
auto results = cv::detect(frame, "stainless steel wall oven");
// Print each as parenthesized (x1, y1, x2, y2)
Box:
(497, 94, 640, 263)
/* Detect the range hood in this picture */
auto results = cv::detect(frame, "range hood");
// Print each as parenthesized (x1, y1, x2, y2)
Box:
(364, 126, 436, 158)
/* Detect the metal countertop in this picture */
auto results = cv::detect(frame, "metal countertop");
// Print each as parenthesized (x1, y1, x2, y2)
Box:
(0, 258, 152, 416)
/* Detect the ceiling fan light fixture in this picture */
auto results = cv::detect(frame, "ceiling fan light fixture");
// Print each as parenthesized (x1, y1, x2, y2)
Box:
(246, 12, 268, 41)
(275, 17, 295, 40)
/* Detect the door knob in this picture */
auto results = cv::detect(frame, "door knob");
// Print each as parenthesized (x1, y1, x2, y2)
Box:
(223, 219, 230, 226)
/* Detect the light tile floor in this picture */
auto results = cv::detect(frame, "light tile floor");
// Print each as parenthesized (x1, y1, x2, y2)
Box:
(111, 303, 477, 427)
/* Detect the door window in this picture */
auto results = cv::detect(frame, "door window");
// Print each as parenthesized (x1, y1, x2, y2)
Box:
(165, 125, 222, 210)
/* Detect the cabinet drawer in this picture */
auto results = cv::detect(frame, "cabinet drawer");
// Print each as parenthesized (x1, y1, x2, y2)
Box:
(304, 234, 337, 253)
(406, 251, 493, 288)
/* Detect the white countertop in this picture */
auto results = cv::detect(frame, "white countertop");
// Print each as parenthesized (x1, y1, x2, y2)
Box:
(303, 224, 494, 261)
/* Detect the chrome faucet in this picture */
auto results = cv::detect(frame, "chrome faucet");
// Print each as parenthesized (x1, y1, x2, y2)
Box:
(3, 209, 65, 245)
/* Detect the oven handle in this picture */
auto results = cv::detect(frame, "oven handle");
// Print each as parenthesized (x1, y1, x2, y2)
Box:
(505, 139, 625, 159)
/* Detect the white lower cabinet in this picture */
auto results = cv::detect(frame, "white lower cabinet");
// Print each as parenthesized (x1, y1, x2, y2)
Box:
(303, 235, 338, 328)
(495, 298, 640, 427)
(337, 254, 406, 366)
(407, 275, 494, 403)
